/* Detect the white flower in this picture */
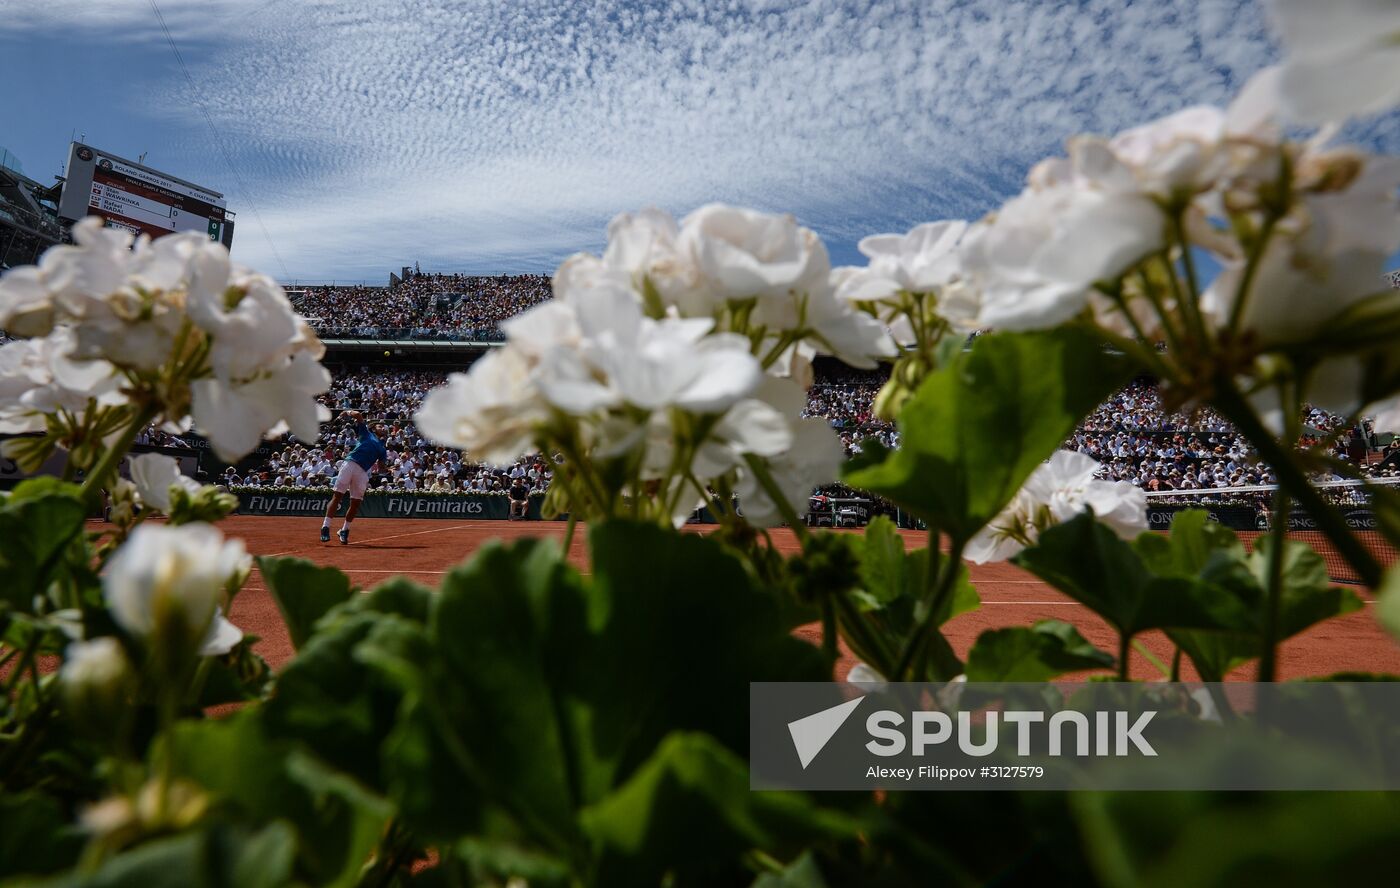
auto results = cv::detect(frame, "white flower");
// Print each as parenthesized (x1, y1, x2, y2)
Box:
(1268, 0, 1400, 123)
(103, 523, 249, 653)
(602, 207, 719, 315)
(966, 450, 1147, 564)
(189, 271, 305, 383)
(691, 376, 804, 478)
(796, 287, 899, 369)
(527, 290, 764, 416)
(678, 203, 831, 302)
(961, 138, 1166, 331)
(1370, 395, 1400, 434)
(1109, 106, 1232, 197)
(36, 219, 132, 317)
(836, 220, 969, 305)
(191, 351, 331, 462)
(1106, 71, 1282, 200)
(0, 329, 125, 434)
(61, 637, 130, 692)
(736, 416, 845, 527)
(0, 267, 57, 337)
(414, 347, 545, 465)
(199, 607, 245, 656)
(128, 452, 201, 514)
(1202, 152, 1400, 347)
(847, 662, 888, 692)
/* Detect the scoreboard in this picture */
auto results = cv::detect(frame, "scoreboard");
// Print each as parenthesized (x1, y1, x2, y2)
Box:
(58, 143, 232, 247)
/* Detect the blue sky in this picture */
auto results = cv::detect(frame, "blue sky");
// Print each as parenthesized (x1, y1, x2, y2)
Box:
(3, 0, 1398, 283)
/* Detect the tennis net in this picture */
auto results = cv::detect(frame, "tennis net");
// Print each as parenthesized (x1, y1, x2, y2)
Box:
(1143, 478, 1399, 586)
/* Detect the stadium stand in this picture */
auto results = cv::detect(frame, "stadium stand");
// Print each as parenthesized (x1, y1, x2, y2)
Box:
(290, 272, 550, 341)
(0, 152, 63, 270)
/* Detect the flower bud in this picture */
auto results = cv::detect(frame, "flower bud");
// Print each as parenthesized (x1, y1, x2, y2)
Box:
(103, 523, 249, 677)
(61, 637, 133, 735)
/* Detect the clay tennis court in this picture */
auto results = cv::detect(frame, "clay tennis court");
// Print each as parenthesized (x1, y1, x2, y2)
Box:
(220, 516, 1400, 681)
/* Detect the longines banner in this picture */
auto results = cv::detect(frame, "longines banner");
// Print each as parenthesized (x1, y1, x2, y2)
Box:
(235, 490, 544, 520)
(752, 682, 1400, 791)
(1145, 503, 1258, 531)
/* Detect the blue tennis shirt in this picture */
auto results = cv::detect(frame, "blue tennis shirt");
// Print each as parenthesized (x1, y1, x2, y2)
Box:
(346, 421, 387, 471)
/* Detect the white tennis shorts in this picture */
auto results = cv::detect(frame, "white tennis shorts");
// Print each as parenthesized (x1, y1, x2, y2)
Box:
(333, 461, 369, 499)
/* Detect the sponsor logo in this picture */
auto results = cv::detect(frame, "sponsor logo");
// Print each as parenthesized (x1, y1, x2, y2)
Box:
(246, 494, 332, 515)
(384, 497, 487, 516)
(1344, 512, 1378, 530)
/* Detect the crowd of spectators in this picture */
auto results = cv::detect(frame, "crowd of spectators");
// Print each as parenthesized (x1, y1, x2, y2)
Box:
(289, 272, 551, 341)
(226, 367, 552, 495)
(801, 383, 898, 458)
(218, 362, 1393, 502)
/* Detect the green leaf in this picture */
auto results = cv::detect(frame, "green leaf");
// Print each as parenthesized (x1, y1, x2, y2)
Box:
(195, 636, 272, 707)
(0, 484, 88, 612)
(417, 538, 584, 849)
(28, 822, 297, 888)
(169, 712, 391, 888)
(263, 606, 428, 790)
(446, 838, 572, 887)
(965, 620, 1114, 681)
(379, 523, 829, 859)
(1379, 565, 1400, 643)
(1014, 513, 1254, 639)
(256, 556, 356, 650)
(1134, 509, 1244, 578)
(1168, 537, 1362, 682)
(751, 852, 830, 888)
(580, 733, 857, 887)
(1074, 788, 1400, 888)
(855, 516, 908, 605)
(0, 792, 86, 879)
(843, 329, 1129, 542)
(847, 540, 978, 682)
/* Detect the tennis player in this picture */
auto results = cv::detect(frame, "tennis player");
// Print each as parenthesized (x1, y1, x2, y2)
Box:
(321, 410, 387, 544)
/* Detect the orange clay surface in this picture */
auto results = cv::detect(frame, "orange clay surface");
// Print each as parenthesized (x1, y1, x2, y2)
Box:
(193, 516, 1400, 682)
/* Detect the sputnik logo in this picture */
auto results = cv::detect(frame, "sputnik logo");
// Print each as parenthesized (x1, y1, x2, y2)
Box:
(787, 697, 864, 769)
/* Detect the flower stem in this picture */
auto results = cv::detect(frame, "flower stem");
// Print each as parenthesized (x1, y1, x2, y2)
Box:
(1227, 211, 1282, 335)
(78, 404, 158, 505)
(1257, 480, 1291, 682)
(741, 454, 810, 547)
(891, 534, 961, 681)
(1211, 380, 1382, 587)
(1169, 211, 1211, 346)
(561, 512, 577, 559)
(1227, 157, 1291, 335)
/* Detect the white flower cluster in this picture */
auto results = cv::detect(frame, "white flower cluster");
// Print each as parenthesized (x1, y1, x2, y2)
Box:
(966, 450, 1148, 564)
(0, 218, 330, 461)
(416, 205, 893, 526)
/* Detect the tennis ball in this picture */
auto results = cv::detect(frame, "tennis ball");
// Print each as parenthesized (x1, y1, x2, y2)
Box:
(383, 350, 391, 356)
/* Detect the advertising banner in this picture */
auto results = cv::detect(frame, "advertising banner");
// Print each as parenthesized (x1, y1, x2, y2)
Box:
(234, 489, 545, 520)
(1146, 503, 1259, 531)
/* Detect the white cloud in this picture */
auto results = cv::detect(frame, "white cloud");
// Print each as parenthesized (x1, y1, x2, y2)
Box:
(2, 1, 1300, 279)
